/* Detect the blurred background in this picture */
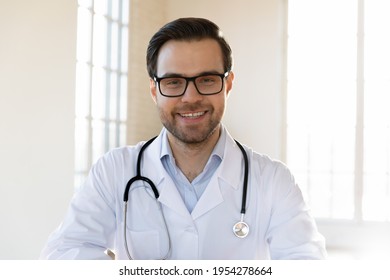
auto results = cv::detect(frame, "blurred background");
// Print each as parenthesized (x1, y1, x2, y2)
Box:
(1, 0, 389, 259)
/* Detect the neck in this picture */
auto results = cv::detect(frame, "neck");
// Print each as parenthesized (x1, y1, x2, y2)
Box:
(167, 126, 221, 182)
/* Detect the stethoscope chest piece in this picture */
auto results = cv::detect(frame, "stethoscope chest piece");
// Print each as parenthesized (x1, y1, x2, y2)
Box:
(232, 140, 250, 239)
(233, 215, 249, 238)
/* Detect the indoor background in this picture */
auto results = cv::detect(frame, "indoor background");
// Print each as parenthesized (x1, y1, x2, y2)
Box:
(1, 0, 389, 259)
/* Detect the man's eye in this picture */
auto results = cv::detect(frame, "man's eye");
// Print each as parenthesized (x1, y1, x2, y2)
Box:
(163, 78, 184, 87)
(199, 76, 217, 84)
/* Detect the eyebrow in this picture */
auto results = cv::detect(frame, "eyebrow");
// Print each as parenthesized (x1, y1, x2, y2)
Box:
(157, 70, 224, 78)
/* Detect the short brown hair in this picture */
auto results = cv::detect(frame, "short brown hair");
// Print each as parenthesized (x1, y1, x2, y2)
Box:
(146, 17, 233, 78)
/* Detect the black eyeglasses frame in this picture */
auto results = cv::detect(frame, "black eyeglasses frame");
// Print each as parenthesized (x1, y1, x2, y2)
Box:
(153, 72, 229, 97)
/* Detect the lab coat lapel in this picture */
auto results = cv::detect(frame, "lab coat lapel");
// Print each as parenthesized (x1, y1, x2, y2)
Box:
(190, 175, 223, 220)
(142, 133, 192, 221)
(191, 133, 242, 220)
(157, 176, 192, 220)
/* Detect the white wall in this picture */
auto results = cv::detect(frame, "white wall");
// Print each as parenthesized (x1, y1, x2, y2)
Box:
(0, 1, 76, 259)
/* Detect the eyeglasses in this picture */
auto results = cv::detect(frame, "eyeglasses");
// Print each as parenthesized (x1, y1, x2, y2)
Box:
(154, 72, 229, 97)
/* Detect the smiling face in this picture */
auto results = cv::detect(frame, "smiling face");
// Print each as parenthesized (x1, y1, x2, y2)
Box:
(150, 38, 234, 145)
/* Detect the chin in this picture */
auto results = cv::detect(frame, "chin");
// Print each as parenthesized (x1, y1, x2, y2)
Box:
(168, 124, 220, 145)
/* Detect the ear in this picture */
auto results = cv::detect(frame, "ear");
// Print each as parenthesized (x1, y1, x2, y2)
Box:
(225, 71, 234, 98)
(150, 78, 158, 104)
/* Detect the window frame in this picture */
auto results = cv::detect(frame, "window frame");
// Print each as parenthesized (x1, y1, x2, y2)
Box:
(74, 0, 129, 188)
(284, 0, 390, 259)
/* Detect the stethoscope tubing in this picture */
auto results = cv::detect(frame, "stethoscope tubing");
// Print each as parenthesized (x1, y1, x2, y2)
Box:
(122, 136, 249, 259)
(123, 136, 158, 201)
(234, 140, 249, 215)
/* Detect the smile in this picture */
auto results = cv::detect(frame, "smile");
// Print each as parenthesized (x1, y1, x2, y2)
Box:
(179, 111, 206, 118)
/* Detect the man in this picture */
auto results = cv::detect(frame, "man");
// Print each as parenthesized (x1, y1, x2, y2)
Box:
(40, 17, 326, 260)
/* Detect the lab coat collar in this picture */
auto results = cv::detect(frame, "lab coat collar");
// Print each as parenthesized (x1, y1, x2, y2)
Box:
(216, 127, 243, 191)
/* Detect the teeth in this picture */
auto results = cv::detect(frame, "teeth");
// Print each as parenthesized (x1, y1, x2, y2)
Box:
(180, 112, 205, 118)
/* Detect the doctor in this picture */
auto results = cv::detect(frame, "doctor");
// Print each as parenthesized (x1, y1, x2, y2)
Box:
(40, 17, 326, 260)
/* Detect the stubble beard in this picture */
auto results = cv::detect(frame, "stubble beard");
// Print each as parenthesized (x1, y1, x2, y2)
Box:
(159, 106, 223, 146)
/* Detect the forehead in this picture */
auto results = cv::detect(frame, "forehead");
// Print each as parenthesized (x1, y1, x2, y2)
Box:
(156, 39, 224, 76)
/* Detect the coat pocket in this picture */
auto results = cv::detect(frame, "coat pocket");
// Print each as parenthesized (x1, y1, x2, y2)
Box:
(126, 229, 161, 259)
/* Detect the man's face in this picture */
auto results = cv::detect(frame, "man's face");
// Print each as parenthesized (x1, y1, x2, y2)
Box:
(150, 38, 234, 145)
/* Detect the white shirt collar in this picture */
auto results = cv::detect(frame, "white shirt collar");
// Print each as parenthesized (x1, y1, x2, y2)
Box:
(159, 125, 226, 163)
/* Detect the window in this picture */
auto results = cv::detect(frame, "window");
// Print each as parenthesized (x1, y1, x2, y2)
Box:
(287, 0, 390, 222)
(74, 0, 129, 188)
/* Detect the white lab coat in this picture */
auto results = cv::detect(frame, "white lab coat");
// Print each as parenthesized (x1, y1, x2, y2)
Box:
(40, 127, 326, 260)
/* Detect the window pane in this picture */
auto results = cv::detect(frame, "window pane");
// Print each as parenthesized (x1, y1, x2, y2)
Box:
(287, 0, 357, 219)
(364, 173, 390, 221)
(94, 0, 108, 16)
(91, 67, 107, 119)
(365, 82, 390, 127)
(109, 72, 118, 120)
(122, 0, 129, 25)
(92, 119, 105, 163)
(109, 121, 118, 149)
(74, 118, 90, 172)
(120, 73, 128, 121)
(363, 0, 390, 221)
(121, 26, 129, 72)
(76, 7, 92, 63)
(110, 22, 119, 71)
(93, 15, 108, 67)
(112, 0, 120, 21)
(120, 123, 127, 146)
(365, 0, 390, 80)
(75, 62, 91, 118)
(78, 0, 92, 8)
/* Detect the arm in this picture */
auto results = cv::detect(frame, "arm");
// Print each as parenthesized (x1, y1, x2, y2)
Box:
(266, 163, 327, 260)
(40, 156, 117, 260)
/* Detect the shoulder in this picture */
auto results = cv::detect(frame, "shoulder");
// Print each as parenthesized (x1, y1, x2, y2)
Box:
(224, 129, 294, 185)
(96, 142, 145, 167)
(244, 146, 298, 195)
(246, 147, 292, 179)
(91, 135, 163, 179)
(80, 142, 150, 197)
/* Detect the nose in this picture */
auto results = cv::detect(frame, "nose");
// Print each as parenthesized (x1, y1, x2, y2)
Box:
(181, 80, 203, 103)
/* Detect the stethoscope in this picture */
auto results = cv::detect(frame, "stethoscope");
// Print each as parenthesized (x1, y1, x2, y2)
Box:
(123, 136, 249, 260)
